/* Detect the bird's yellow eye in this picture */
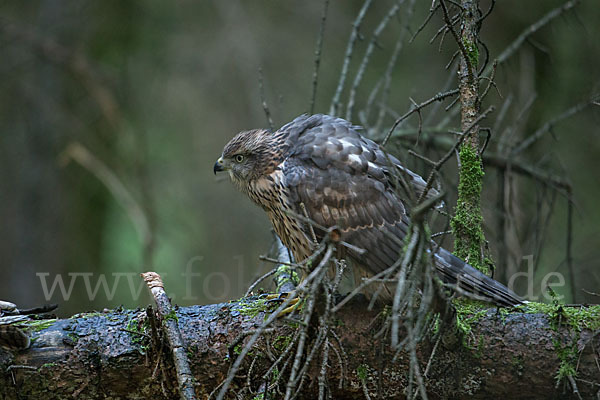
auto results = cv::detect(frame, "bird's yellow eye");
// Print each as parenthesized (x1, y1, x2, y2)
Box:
(234, 154, 245, 163)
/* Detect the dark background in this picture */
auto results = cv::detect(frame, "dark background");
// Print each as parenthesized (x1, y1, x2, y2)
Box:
(1, 1, 598, 317)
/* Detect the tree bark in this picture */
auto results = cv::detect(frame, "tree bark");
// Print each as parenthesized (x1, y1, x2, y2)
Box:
(1, 298, 598, 399)
(447, 0, 493, 275)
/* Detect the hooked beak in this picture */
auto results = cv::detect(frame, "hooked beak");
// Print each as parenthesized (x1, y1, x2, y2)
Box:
(213, 157, 225, 174)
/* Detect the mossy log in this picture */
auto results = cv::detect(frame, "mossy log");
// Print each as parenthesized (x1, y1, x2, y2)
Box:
(0, 297, 598, 399)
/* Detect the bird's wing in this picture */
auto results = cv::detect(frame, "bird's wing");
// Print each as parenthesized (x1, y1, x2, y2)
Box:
(280, 115, 411, 273)
(279, 115, 522, 306)
(281, 114, 438, 202)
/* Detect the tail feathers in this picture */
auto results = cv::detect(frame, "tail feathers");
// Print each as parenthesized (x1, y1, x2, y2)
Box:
(0, 325, 30, 350)
(434, 247, 522, 307)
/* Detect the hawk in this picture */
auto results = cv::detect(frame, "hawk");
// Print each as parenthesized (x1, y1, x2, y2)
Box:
(214, 114, 521, 306)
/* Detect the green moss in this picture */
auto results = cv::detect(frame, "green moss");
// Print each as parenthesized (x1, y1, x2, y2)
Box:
(16, 319, 57, 332)
(454, 299, 488, 337)
(451, 145, 491, 275)
(356, 364, 369, 381)
(234, 297, 270, 318)
(553, 339, 577, 382)
(163, 309, 179, 323)
(69, 312, 103, 320)
(517, 299, 600, 383)
(233, 344, 242, 355)
(272, 335, 292, 352)
(275, 265, 300, 293)
(517, 302, 600, 332)
(462, 38, 479, 69)
(271, 366, 279, 384)
(453, 295, 599, 383)
(126, 316, 150, 351)
(69, 331, 79, 340)
(511, 355, 523, 367)
(474, 335, 485, 358)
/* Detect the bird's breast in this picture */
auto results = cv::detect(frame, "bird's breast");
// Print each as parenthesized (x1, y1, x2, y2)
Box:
(246, 170, 314, 263)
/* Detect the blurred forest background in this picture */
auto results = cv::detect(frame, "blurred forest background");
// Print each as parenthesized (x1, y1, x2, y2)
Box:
(1, 1, 598, 317)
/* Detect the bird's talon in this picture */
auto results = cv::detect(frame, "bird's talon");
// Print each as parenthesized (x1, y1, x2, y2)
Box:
(275, 297, 300, 317)
(260, 293, 301, 317)
(264, 292, 293, 303)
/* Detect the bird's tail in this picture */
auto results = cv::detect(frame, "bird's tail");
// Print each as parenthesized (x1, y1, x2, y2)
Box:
(433, 247, 523, 307)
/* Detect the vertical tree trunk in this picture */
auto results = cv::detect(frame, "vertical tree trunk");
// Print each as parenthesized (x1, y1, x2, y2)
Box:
(451, 0, 492, 275)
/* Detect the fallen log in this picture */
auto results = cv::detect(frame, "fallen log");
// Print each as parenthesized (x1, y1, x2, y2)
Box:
(0, 297, 598, 399)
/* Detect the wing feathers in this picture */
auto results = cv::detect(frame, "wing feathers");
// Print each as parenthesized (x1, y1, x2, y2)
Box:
(277, 114, 520, 306)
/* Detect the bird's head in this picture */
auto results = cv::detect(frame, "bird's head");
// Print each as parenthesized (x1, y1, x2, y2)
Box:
(214, 129, 282, 185)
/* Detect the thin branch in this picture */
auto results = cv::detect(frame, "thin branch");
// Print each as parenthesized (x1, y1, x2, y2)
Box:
(329, 0, 373, 116)
(488, 0, 580, 75)
(381, 89, 459, 146)
(258, 68, 274, 131)
(439, 0, 474, 82)
(216, 246, 333, 400)
(511, 98, 595, 155)
(244, 267, 279, 297)
(141, 272, 197, 400)
(566, 191, 576, 303)
(346, 0, 403, 120)
(409, 3, 439, 43)
(372, 0, 418, 133)
(477, 0, 496, 23)
(483, 153, 572, 193)
(309, 0, 330, 114)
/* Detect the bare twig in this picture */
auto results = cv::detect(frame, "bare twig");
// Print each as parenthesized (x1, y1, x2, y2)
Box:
(244, 267, 279, 297)
(346, 0, 403, 120)
(216, 245, 333, 400)
(490, 0, 580, 75)
(329, 0, 373, 116)
(511, 98, 595, 156)
(381, 90, 459, 146)
(309, 0, 330, 114)
(141, 272, 197, 400)
(410, 3, 439, 44)
(480, 60, 500, 101)
(439, 0, 474, 82)
(483, 154, 571, 193)
(566, 191, 576, 303)
(258, 68, 274, 131)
